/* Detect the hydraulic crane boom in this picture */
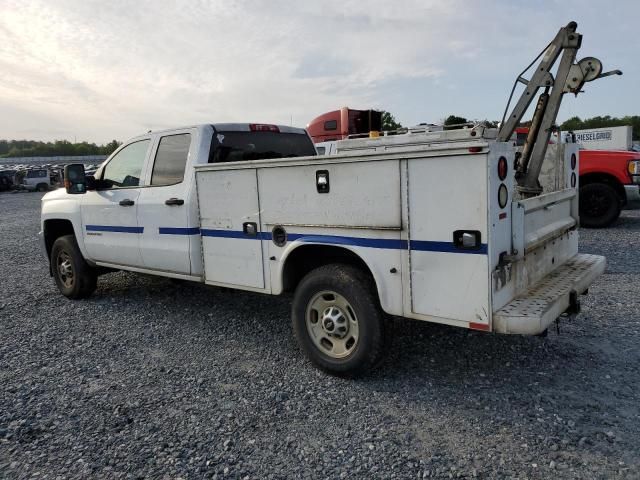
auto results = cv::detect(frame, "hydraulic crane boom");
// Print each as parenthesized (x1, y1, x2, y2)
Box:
(497, 21, 621, 197)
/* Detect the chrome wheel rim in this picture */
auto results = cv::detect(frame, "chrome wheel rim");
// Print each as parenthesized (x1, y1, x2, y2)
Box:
(305, 290, 359, 359)
(57, 251, 74, 288)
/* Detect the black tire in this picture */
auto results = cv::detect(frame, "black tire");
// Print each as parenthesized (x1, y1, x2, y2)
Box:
(51, 235, 97, 299)
(292, 264, 387, 377)
(579, 183, 621, 228)
(36, 183, 48, 192)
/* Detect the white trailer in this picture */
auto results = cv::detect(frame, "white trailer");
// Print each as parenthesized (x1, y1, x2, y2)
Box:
(42, 21, 618, 376)
(572, 126, 633, 151)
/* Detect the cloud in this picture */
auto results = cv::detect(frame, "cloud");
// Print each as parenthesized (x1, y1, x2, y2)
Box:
(0, 0, 637, 142)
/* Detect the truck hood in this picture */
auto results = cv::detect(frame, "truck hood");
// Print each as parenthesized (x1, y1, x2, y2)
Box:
(41, 187, 69, 203)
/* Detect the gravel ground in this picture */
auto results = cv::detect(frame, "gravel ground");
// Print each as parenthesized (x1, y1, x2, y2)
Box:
(1, 191, 639, 479)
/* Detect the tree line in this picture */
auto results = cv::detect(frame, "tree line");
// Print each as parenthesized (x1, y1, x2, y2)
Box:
(0, 139, 122, 158)
(442, 114, 638, 140)
(560, 116, 639, 140)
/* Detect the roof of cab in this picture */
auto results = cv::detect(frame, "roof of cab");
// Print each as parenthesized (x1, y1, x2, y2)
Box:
(131, 123, 307, 137)
(121, 123, 310, 149)
(211, 123, 307, 135)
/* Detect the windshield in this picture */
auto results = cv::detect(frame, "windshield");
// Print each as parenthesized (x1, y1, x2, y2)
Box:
(209, 130, 316, 163)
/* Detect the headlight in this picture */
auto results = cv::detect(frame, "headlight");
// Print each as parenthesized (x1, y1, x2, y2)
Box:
(629, 160, 640, 184)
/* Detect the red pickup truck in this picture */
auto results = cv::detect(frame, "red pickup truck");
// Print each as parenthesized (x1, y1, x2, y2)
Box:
(579, 149, 640, 227)
(513, 126, 640, 227)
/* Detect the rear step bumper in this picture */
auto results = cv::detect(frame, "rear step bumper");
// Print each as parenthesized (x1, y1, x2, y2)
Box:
(493, 254, 606, 335)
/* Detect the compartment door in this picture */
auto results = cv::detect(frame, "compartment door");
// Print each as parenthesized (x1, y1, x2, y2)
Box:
(407, 155, 490, 324)
(197, 169, 265, 290)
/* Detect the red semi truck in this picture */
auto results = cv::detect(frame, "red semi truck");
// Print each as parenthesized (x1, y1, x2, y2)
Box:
(306, 107, 382, 143)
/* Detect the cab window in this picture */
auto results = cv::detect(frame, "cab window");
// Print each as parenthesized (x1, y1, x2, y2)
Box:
(151, 134, 191, 186)
(102, 140, 149, 188)
(209, 131, 316, 163)
(324, 120, 337, 131)
(27, 169, 47, 178)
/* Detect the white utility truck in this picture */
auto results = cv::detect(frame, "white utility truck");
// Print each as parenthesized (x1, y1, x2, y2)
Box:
(42, 22, 618, 375)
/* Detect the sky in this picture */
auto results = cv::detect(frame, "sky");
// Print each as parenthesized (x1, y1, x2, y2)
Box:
(0, 0, 638, 144)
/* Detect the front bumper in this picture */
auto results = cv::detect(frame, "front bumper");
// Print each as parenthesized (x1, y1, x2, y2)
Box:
(624, 184, 640, 209)
(493, 253, 606, 335)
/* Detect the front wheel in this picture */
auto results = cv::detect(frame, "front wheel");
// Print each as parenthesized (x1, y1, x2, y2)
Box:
(292, 264, 387, 377)
(579, 183, 621, 228)
(51, 235, 97, 299)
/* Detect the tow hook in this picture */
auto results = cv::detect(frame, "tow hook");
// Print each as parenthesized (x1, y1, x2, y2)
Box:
(567, 289, 581, 315)
(554, 290, 581, 336)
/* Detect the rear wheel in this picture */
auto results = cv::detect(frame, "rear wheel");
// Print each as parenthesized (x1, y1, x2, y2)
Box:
(292, 264, 387, 377)
(579, 183, 621, 228)
(51, 235, 97, 299)
(36, 183, 48, 192)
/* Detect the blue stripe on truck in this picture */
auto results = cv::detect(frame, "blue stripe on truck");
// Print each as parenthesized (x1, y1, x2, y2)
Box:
(200, 228, 488, 254)
(158, 227, 201, 235)
(86, 225, 144, 234)
(85, 225, 487, 255)
(410, 240, 488, 255)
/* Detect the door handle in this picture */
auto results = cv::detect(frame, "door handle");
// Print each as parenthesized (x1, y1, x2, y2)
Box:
(119, 199, 135, 206)
(165, 198, 185, 206)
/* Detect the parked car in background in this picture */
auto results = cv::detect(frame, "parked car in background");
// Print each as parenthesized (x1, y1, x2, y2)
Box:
(22, 168, 51, 192)
(0, 175, 12, 192)
(0, 169, 18, 186)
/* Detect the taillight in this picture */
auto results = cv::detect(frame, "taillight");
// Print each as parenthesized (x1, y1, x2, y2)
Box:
(498, 156, 508, 180)
(250, 124, 280, 133)
(498, 184, 508, 208)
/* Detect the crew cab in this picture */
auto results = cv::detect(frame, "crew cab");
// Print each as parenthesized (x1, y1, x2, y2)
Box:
(42, 123, 316, 285)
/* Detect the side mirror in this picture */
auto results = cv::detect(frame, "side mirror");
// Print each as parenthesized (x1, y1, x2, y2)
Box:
(64, 164, 87, 194)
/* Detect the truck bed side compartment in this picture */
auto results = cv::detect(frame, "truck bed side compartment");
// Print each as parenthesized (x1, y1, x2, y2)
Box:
(196, 169, 266, 290)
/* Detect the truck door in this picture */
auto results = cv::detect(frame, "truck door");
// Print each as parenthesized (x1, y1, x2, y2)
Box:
(81, 139, 150, 267)
(196, 168, 265, 290)
(136, 130, 197, 275)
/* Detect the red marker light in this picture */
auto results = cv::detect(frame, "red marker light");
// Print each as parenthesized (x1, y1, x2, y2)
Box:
(468, 147, 482, 153)
(498, 156, 508, 180)
(470, 322, 490, 331)
(249, 124, 280, 133)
